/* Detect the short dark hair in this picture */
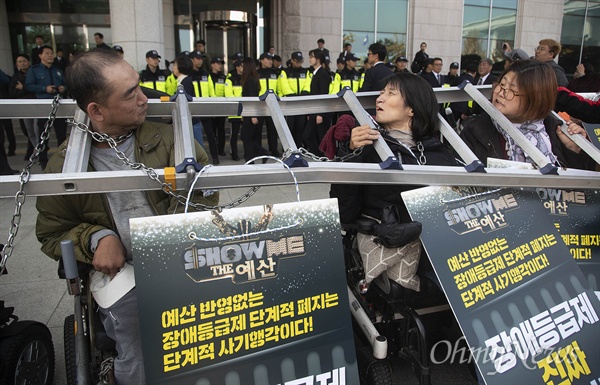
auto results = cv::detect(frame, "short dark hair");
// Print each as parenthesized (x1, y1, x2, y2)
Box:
(317, 38, 325, 44)
(15, 53, 30, 62)
(368, 42, 387, 61)
(344, 43, 352, 49)
(39, 45, 53, 54)
(94, 32, 104, 39)
(432, 57, 443, 64)
(501, 59, 557, 121)
(381, 72, 439, 140)
(174, 56, 193, 75)
(196, 39, 206, 46)
(35, 35, 43, 39)
(66, 49, 122, 111)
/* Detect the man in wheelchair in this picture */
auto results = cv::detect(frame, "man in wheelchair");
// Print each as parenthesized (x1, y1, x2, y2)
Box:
(35, 49, 218, 384)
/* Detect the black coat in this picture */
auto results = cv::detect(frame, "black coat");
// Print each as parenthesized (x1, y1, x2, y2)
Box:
(473, 73, 498, 85)
(459, 112, 596, 170)
(310, 67, 331, 95)
(420, 71, 444, 88)
(359, 62, 393, 92)
(330, 131, 459, 225)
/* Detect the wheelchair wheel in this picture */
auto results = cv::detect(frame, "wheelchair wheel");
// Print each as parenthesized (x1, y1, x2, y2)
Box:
(356, 345, 393, 385)
(0, 322, 55, 385)
(64, 314, 77, 385)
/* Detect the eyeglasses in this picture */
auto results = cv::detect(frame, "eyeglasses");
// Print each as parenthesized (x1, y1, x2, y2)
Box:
(494, 83, 521, 101)
(535, 46, 548, 52)
(367, 52, 374, 56)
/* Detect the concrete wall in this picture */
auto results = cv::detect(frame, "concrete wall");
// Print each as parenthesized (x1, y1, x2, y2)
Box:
(0, 0, 12, 73)
(275, 0, 342, 64)
(409, 0, 464, 70)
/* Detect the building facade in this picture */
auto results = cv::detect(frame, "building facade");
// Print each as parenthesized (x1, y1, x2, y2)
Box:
(1, 0, 598, 79)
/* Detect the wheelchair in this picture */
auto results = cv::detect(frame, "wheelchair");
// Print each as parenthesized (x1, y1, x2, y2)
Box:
(58, 257, 117, 385)
(342, 218, 453, 385)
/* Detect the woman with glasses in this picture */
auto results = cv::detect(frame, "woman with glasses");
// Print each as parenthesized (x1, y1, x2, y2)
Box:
(460, 59, 594, 170)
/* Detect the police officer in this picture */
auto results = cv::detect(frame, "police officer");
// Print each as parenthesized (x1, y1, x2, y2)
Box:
(446, 62, 460, 86)
(139, 50, 170, 93)
(189, 50, 219, 164)
(332, 53, 361, 94)
(279, 51, 311, 147)
(257, 52, 281, 157)
(225, 59, 243, 160)
(209, 57, 228, 157)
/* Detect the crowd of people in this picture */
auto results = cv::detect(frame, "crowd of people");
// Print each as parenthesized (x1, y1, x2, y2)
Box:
(0, 30, 597, 385)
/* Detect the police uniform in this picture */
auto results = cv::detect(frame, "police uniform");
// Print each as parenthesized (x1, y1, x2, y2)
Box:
(278, 51, 311, 147)
(139, 50, 170, 93)
(332, 53, 361, 94)
(209, 57, 228, 157)
(225, 60, 243, 160)
(257, 52, 281, 157)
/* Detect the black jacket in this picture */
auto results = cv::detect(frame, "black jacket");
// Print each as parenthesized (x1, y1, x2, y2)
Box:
(420, 71, 444, 88)
(310, 67, 331, 95)
(460, 112, 596, 170)
(9, 70, 35, 99)
(360, 62, 393, 92)
(330, 131, 459, 225)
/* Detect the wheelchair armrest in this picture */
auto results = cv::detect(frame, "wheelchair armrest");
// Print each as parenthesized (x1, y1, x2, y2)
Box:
(342, 217, 378, 235)
(57, 258, 93, 280)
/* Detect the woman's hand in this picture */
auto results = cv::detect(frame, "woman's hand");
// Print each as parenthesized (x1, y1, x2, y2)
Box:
(556, 121, 589, 154)
(251, 117, 258, 125)
(349, 124, 380, 150)
(316, 115, 323, 125)
(574, 63, 585, 79)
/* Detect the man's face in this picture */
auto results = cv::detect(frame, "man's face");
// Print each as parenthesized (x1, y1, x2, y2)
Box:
(318, 41, 324, 49)
(478, 61, 492, 76)
(337, 62, 345, 71)
(292, 59, 303, 69)
(192, 57, 202, 70)
(35, 37, 43, 46)
(40, 48, 54, 66)
(432, 60, 443, 73)
(273, 59, 282, 68)
(396, 61, 407, 71)
(146, 56, 159, 68)
(261, 57, 272, 69)
(420, 43, 427, 52)
(269, 47, 275, 55)
(346, 59, 356, 70)
(16, 56, 30, 72)
(534, 44, 554, 62)
(196, 43, 205, 53)
(367, 50, 377, 64)
(449, 67, 458, 76)
(94, 35, 102, 45)
(94, 61, 148, 135)
(346, 45, 352, 53)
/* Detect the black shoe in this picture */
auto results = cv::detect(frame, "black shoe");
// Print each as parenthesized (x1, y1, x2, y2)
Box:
(231, 155, 240, 161)
(212, 157, 220, 165)
(218, 151, 226, 156)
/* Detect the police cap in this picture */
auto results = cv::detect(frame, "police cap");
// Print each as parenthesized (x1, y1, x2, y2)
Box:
(112, 45, 124, 53)
(146, 50, 161, 59)
(259, 52, 273, 60)
(190, 51, 203, 59)
(395, 56, 408, 63)
(211, 57, 225, 64)
(450, 62, 459, 69)
(291, 51, 304, 62)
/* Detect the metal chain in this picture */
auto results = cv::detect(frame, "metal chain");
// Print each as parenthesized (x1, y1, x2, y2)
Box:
(67, 120, 259, 211)
(284, 146, 363, 163)
(1, 95, 61, 275)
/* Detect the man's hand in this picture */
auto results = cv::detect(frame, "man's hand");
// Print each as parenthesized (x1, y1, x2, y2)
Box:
(57, 85, 65, 93)
(45, 85, 56, 94)
(316, 115, 323, 125)
(92, 235, 126, 277)
(349, 124, 380, 150)
(15, 81, 23, 90)
(556, 121, 589, 154)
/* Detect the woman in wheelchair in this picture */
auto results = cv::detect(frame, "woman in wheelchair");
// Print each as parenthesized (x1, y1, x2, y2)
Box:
(327, 72, 459, 292)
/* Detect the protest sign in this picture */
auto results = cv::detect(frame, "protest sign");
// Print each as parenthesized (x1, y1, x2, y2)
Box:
(130, 199, 358, 385)
(402, 186, 600, 385)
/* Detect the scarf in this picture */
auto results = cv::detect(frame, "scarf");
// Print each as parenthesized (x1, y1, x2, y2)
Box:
(492, 119, 557, 165)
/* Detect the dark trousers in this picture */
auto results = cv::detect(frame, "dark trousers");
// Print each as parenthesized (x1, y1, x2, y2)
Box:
(241, 117, 269, 162)
(0, 119, 16, 155)
(201, 118, 219, 161)
(264, 117, 280, 156)
(303, 113, 331, 156)
(229, 118, 241, 158)
(286, 115, 306, 149)
(213, 117, 226, 155)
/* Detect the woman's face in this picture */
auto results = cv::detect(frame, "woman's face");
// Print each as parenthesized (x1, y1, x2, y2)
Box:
(172, 62, 180, 77)
(492, 71, 523, 122)
(375, 84, 413, 130)
(309, 54, 317, 67)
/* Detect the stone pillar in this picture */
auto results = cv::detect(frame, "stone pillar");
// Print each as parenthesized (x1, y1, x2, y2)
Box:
(109, 0, 165, 72)
(276, 0, 342, 64)
(515, 0, 564, 58)
(0, 0, 13, 72)
(408, 0, 463, 69)
(163, 0, 175, 65)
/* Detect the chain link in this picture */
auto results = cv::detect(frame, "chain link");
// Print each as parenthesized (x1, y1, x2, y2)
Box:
(67, 120, 260, 211)
(1, 95, 61, 275)
(283, 146, 363, 163)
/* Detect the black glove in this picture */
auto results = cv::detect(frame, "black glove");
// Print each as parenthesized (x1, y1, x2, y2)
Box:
(373, 205, 422, 248)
